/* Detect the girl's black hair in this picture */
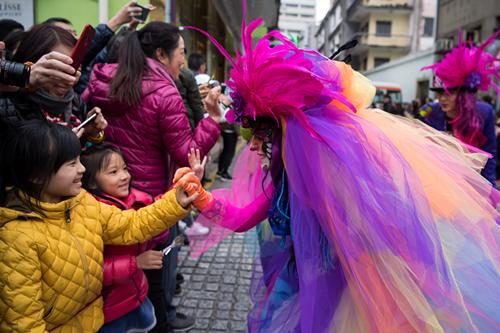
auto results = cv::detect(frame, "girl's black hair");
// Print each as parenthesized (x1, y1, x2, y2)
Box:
(80, 143, 125, 193)
(0, 120, 81, 208)
(109, 21, 181, 107)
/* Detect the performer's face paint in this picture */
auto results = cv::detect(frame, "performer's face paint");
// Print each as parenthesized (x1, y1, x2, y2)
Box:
(248, 120, 274, 171)
(437, 91, 458, 114)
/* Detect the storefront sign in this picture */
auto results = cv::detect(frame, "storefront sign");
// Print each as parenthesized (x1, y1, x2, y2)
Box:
(0, 0, 34, 29)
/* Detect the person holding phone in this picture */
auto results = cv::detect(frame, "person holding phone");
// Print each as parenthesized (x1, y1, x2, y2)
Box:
(0, 24, 107, 143)
(83, 21, 221, 333)
(45, 1, 155, 94)
(1, 41, 78, 94)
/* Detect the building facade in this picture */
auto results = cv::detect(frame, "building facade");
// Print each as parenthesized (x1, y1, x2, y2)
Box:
(316, 0, 437, 71)
(436, 0, 499, 45)
(364, 48, 435, 103)
(278, 0, 316, 47)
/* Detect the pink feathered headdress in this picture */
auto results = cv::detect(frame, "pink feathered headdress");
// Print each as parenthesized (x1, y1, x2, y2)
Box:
(422, 30, 500, 93)
(183, 1, 356, 137)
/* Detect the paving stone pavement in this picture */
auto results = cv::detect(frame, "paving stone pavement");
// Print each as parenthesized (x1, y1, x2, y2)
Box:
(173, 144, 261, 332)
(174, 231, 259, 332)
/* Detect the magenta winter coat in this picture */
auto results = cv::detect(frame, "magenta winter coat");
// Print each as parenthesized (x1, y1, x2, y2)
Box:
(82, 58, 220, 195)
(93, 188, 169, 323)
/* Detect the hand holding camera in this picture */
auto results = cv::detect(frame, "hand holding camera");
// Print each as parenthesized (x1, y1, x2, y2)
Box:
(204, 85, 222, 123)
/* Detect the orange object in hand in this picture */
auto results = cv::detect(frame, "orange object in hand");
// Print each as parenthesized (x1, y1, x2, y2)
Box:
(175, 173, 213, 211)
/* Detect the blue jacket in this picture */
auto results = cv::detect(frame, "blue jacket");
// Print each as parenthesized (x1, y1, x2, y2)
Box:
(419, 101, 497, 185)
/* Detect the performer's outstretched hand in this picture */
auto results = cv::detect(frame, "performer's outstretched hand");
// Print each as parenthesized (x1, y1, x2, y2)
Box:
(175, 172, 213, 211)
(188, 148, 207, 180)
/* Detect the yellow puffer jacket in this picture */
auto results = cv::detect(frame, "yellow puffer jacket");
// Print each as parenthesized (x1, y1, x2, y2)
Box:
(0, 189, 188, 332)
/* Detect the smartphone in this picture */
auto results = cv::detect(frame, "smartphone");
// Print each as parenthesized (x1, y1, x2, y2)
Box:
(70, 24, 96, 70)
(75, 113, 97, 131)
(135, 4, 150, 22)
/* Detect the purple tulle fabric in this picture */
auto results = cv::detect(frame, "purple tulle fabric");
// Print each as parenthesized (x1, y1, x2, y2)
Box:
(192, 103, 500, 332)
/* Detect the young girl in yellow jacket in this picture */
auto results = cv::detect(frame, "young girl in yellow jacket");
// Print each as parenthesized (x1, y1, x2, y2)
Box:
(0, 120, 199, 332)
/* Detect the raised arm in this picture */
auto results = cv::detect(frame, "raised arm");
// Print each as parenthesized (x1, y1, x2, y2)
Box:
(95, 189, 189, 245)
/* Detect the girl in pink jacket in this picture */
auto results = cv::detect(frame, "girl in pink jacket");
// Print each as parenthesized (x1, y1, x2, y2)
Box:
(81, 143, 169, 332)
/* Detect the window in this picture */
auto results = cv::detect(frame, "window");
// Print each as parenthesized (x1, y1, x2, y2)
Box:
(376, 21, 391, 36)
(301, 14, 314, 18)
(423, 17, 434, 37)
(302, 4, 314, 9)
(286, 13, 299, 17)
(374, 57, 390, 67)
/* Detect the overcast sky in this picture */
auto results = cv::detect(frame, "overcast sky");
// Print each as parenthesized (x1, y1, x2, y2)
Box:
(316, 0, 331, 23)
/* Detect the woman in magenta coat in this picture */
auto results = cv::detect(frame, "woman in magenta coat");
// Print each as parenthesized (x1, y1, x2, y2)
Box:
(82, 22, 221, 332)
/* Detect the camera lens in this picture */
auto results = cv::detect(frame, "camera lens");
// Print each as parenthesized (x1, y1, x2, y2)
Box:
(0, 59, 31, 87)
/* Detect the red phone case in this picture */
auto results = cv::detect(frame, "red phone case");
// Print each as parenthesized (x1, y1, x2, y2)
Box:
(70, 24, 96, 70)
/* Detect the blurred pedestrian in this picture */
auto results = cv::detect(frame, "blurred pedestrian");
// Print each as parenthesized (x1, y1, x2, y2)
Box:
(0, 24, 106, 143)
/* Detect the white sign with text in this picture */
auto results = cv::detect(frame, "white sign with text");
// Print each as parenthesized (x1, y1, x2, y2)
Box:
(0, 0, 34, 29)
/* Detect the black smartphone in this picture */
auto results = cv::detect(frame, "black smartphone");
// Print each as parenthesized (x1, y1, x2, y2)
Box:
(135, 4, 150, 22)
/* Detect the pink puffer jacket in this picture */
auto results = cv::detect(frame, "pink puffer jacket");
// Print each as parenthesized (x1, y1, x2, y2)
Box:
(93, 188, 169, 323)
(82, 58, 220, 195)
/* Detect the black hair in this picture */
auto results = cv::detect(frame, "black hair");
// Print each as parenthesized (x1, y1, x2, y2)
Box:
(80, 143, 125, 192)
(0, 19, 24, 41)
(188, 53, 205, 72)
(0, 120, 81, 209)
(110, 21, 181, 107)
(482, 95, 493, 105)
(13, 24, 76, 63)
(106, 28, 133, 63)
(43, 17, 73, 25)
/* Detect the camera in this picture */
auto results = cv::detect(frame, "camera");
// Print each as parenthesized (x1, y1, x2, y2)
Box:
(0, 58, 30, 87)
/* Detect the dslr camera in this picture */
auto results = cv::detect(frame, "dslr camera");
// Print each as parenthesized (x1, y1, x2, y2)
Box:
(0, 54, 30, 87)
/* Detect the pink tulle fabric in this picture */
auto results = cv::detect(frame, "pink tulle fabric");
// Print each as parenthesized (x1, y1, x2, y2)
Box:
(188, 146, 273, 258)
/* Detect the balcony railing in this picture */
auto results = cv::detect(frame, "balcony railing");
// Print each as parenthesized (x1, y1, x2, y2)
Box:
(362, 0, 412, 6)
(347, 0, 413, 21)
(354, 33, 411, 48)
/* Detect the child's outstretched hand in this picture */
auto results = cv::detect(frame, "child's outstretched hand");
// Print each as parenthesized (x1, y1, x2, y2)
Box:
(176, 172, 213, 211)
(188, 148, 207, 180)
(175, 178, 199, 209)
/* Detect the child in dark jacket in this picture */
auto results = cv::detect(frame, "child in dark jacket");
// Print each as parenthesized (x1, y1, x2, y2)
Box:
(81, 143, 170, 333)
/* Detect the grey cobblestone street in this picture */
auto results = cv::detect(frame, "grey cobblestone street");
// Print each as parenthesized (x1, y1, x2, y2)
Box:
(174, 231, 258, 332)
(173, 142, 259, 332)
